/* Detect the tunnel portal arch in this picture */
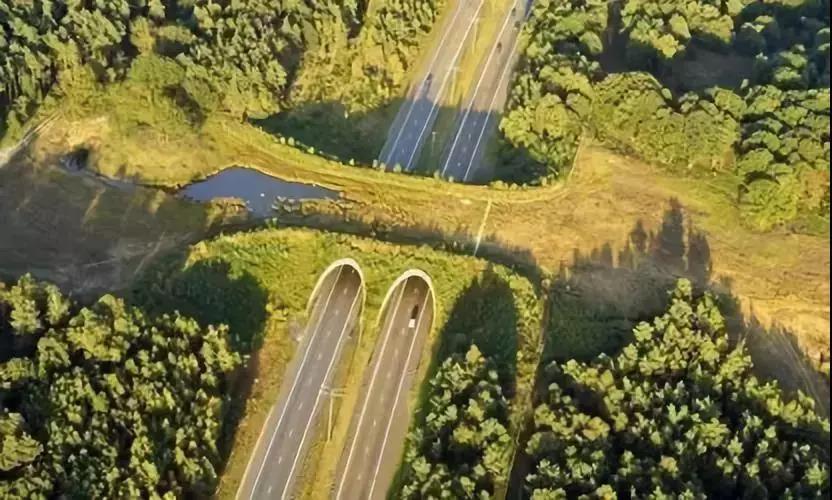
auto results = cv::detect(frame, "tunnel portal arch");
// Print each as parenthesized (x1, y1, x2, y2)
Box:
(375, 269, 437, 332)
(305, 258, 366, 316)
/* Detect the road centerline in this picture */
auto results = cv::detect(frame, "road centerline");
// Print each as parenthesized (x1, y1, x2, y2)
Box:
(246, 266, 344, 495)
(440, 0, 521, 177)
(382, 1, 467, 166)
(278, 285, 362, 500)
(334, 279, 410, 499)
(366, 289, 431, 498)
(402, 0, 488, 171)
(461, 5, 528, 182)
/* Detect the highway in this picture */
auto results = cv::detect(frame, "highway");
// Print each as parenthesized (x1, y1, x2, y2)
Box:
(378, 0, 486, 172)
(440, 0, 530, 183)
(333, 276, 433, 500)
(237, 265, 363, 500)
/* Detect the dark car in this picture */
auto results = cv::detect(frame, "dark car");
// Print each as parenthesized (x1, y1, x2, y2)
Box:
(408, 304, 420, 329)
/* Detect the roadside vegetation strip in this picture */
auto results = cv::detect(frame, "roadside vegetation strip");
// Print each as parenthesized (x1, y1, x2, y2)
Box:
(416, 0, 518, 174)
(380, 0, 469, 168)
(438, 0, 520, 177)
(132, 227, 542, 499)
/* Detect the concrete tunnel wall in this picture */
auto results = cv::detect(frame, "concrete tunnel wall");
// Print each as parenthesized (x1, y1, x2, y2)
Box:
(305, 258, 367, 316)
(375, 269, 437, 331)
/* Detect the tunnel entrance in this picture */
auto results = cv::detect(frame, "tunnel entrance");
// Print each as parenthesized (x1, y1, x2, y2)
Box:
(306, 258, 366, 317)
(241, 259, 366, 499)
(333, 269, 435, 500)
(376, 269, 436, 333)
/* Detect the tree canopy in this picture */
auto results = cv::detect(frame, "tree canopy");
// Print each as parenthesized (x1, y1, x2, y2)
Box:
(525, 279, 830, 498)
(0, 0, 446, 142)
(0, 275, 240, 498)
(497, 0, 830, 230)
(498, 0, 607, 183)
(737, 85, 830, 229)
(398, 344, 512, 498)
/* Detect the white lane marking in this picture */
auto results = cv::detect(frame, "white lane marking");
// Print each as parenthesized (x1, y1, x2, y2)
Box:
(402, 0, 488, 171)
(288, 429, 294, 439)
(280, 286, 362, 500)
(367, 291, 431, 499)
(248, 266, 344, 496)
(297, 402, 304, 412)
(277, 456, 283, 465)
(373, 419, 378, 428)
(268, 486, 273, 495)
(440, 0, 521, 178)
(381, 1, 467, 166)
(462, 6, 529, 182)
(334, 279, 411, 499)
(317, 352, 323, 361)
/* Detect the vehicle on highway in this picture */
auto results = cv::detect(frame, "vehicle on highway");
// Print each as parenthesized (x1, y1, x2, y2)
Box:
(408, 305, 420, 329)
(421, 73, 433, 97)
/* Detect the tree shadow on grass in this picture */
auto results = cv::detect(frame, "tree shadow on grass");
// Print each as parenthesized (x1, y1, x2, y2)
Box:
(714, 276, 831, 418)
(437, 267, 519, 395)
(508, 196, 829, 499)
(133, 257, 268, 354)
(545, 197, 828, 419)
(543, 197, 828, 412)
(0, 139, 248, 300)
(130, 254, 271, 482)
(545, 198, 709, 364)
(251, 98, 401, 166)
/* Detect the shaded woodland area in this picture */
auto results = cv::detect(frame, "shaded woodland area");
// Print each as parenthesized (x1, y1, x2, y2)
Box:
(0, 0, 443, 143)
(498, 0, 830, 231)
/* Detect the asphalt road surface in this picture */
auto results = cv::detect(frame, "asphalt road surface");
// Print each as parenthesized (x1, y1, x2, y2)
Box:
(237, 265, 363, 500)
(333, 276, 433, 500)
(379, 0, 486, 172)
(440, 0, 530, 183)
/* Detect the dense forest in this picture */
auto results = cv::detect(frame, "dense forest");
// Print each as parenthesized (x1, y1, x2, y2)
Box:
(0, 275, 239, 497)
(288, 0, 445, 112)
(397, 345, 512, 498)
(0, 0, 441, 141)
(500, 0, 830, 230)
(525, 279, 830, 497)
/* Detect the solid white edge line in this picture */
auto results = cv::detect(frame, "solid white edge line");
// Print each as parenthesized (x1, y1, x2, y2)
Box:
(280, 284, 363, 500)
(440, 0, 520, 177)
(366, 289, 431, 499)
(381, 0, 467, 166)
(402, 0, 488, 171)
(461, 6, 526, 182)
(334, 278, 410, 499)
(245, 266, 345, 498)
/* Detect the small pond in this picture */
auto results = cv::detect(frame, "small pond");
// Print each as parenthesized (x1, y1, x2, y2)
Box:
(179, 167, 339, 217)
